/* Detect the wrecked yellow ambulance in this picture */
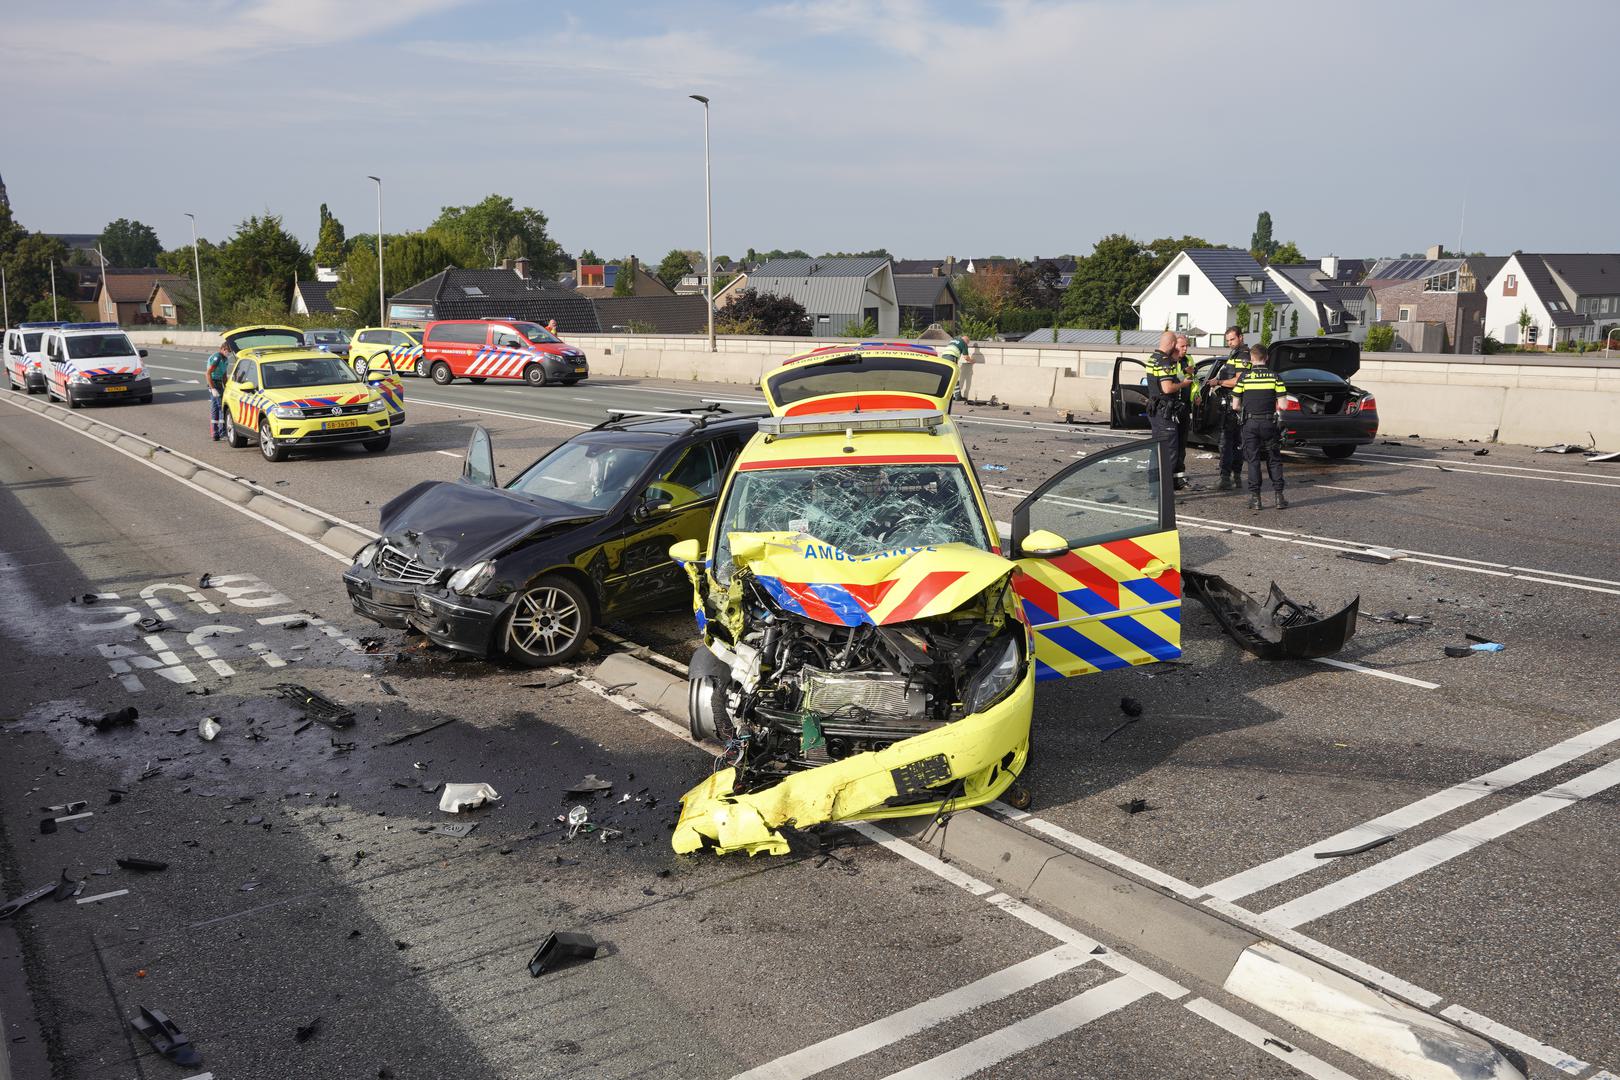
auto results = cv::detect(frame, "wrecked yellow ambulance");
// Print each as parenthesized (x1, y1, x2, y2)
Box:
(669, 342, 1183, 855)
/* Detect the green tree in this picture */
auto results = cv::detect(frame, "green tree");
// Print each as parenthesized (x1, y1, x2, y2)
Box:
(1364, 324, 1395, 352)
(745, 247, 809, 263)
(612, 258, 636, 296)
(818, 248, 891, 260)
(718, 289, 809, 336)
(655, 248, 696, 290)
(842, 315, 877, 337)
(1, 211, 69, 325)
(1517, 306, 1532, 345)
(1060, 234, 1155, 329)
(313, 204, 346, 267)
(1143, 235, 1218, 278)
(428, 194, 563, 277)
(578, 248, 599, 265)
(211, 213, 310, 320)
(1235, 301, 1251, 336)
(98, 218, 162, 267)
(331, 232, 457, 326)
(1260, 300, 1276, 346)
(1250, 211, 1277, 260)
(1289, 309, 1299, 337)
(1272, 240, 1304, 265)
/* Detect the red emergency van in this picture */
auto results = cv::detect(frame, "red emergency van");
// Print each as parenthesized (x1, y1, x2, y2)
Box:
(419, 319, 589, 387)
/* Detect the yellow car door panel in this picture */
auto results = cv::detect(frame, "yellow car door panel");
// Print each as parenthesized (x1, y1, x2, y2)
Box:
(1010, 438, 1181, 679)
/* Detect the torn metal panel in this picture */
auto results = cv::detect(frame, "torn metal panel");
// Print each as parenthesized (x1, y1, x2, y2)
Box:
(1184, 570, 1358, 661)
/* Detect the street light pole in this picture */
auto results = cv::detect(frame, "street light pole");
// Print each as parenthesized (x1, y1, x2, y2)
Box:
(689, 94, 714, 352)
(184, 213, 205, 331)
(1, 265, 8, 331)
(49, 260, 58, 321)
(368, 176, 384, 326)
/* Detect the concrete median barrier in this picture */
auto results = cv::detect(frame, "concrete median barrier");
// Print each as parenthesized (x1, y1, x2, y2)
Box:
(1498, 386, 1620, 447)
(88, 423, 121, 443)
(320, 524, 373, 558)
(967, 364, 1057, 408)
(1050, 374, 1112, 415)
(190, 469, 256, 505)
(620, 349, 663, 378)
(114, 435, 153, 457)
(586, 351, 624, 377)
(656, 352, 703, 381)
(151, 450, 200, 480)
(592, 652, 689, 717)
(244, 494, 328, 538)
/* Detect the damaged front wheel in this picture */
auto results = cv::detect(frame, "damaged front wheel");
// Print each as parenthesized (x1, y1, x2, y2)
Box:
(502, 575, 591, 666)
(687, 647, 734, 741)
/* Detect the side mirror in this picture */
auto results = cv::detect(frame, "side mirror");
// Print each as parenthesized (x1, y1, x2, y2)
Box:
(1020, 529, 1070, 559)
(669, 539, 702, 564)
(637, 487, 675, 519)
(239, 382, 257, 393)
(138, 348, 149, 358)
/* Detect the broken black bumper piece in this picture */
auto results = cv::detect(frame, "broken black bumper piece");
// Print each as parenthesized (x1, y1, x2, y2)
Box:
(528, 931, 599, 977)
(131, 1006, 202, 1066)
(1184, 570, 1358, 661)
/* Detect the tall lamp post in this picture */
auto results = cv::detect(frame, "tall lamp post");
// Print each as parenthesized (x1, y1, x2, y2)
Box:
(1, 266, 8, 331)
(689, 94, 714, 352)
(368, 176, 385, 326)
(184, 213, 205, 331)
(48, 260, 58, 321)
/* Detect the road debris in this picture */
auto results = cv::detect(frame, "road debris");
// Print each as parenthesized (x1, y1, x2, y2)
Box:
(1444, 645, 1473, 658)
(80, 706, 139, 732)
(1184, 570, 1359, 661)
(1471, 641, 1506, 653)
(433, 822, 477, 838)
(1101, 698, 1145, 744)
(528, 930, 600, 977)
(438, 782, 500, 813)
(1314, 835, 1397, 859)
(381, 716, 455, 745)
(198, 572, 213, 589)
(565, 774, 614, 798)
(116, 857, 169, 873)
(75, 889, 130, 905)
(1, 880, 61, 919)
(198, 717, 221, 741)
(1119, 798, 1155, 815)
(294, 1016, 322, 1043)
(1366, 611, 1430, 625)
(1337, 546, 1406, 565)
(565, 805, 589, 839)
(358, 636, 385, 652)
(1589, 450, 1620, 463)
(131, 1006, 202, 1067)
(43, 800, 87, 814)
(274, 684, 355, 729)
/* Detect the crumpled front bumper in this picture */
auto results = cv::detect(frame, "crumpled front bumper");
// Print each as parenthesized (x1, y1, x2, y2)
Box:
(672, 667, 1035, 856)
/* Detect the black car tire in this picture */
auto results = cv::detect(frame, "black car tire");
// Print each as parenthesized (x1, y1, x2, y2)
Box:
(522, 364, 545, 386)
(352, 355, 370, 378)
(363, 434, 391, 453)
(66, 388, 81, 409)
(1322, 444, 1357, 460)
(227, 422, 250, 449)
(259, 419, 287, 462)
(430, 361, 453, 385)
(501, 575, 592, 666)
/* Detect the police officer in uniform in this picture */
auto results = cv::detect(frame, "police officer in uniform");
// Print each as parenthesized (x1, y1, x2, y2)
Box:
(1232, 344, 1287, 510)
(1212, 325, 1250, 489)
(1145, 330, 1192, 490)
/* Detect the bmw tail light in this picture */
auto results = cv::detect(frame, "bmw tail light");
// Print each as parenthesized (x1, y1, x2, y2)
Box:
(1279, 394, 1302, 411)
(1359, 395, 1377, 411)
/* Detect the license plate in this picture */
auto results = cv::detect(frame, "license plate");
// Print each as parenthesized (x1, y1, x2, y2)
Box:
(574, 366, 587, 373)
(104, 385, 128, 393)
(324, 419, 359, 430)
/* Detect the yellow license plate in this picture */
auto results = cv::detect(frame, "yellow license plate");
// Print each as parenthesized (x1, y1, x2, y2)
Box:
(324, 419, 360, 430)
(104, 385, 128, 393)
(574, 366, 587, 373)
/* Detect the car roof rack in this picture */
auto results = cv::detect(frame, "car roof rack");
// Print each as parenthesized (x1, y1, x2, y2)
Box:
(758, 408, 945, 441)
(594, 401, 764, 431)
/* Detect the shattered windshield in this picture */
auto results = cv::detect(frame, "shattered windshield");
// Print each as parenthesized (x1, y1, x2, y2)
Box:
(715, 462, 989, 575)
(507, 441, 656, 511)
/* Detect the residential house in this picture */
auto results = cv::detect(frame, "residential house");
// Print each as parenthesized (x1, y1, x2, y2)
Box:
(1133, 249, 1293, 346)
(291, 279, 338, 316)
(744, 257, 899, 337)
(711, 271, 750, 310)
(147, 279, 196, 326)
(1266, 264, 1358, 340)
(387, 264, 600, 333)
(894, 271, 959, 332)
(1362, 252, 1502, 353)
(569, 257, 672, 298)
(591, 295, 711, 334)
(674, 258, 739, 296)
(1483, 253, 1620, 348)
(95, 270, 185, 325)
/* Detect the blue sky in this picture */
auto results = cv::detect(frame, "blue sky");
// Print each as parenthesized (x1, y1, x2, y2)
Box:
(4, 0, 1617, 263)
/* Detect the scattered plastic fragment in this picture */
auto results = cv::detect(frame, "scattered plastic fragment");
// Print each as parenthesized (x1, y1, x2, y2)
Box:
(1589, 450, 1620, 463)
(134, 616, 168, 633)
(1184, 570, 1359, 661)
(979, 463, 1008, 472)
(434, 823, 477, 838)
(43, 800, 88, 814)
(1443, 645, 1472, 658)
(131, 1006, 202, 1066)
(1535, 443, 1588, 454)
(565, 774, 614, 798)
(81, 706, 139, 732)
(566, 805, 589, 839)
(1, 880, 60, 919)
(116, 857, 169, 873)
(381, 717, 455, 745)
(1470, 642, 1506, 653)
(1119, 798, 1154, 815)
(358, 636, 385, 653)
(240, 881, 260, 892)
(198, 717, 221, 742)
(75, 889, 130, 905)
(527, 931, 599, 977)
(198, 573, 213, 589)
(1314, 835, 1396, 859)
(438, 783, 500, 813)
(1366, 611, 1430, 625)
(1119, 697, 1143, 717)
(274, 684, 355, 729)
(294, 1016, 322, 1043)
(1337, 546, 1405, 565)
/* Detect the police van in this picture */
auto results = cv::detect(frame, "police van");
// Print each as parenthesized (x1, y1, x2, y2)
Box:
(40, 323, 153, 407)
(4, 321, 63, 394)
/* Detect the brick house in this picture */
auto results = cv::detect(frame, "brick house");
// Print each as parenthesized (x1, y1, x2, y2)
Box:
(147, 279, 197, 325)
(95, 270, 185, 325)
(1363, 254, 1504, 353)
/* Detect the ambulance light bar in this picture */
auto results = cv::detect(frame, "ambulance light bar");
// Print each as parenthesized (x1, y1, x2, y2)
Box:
(758, 409, 944, 437)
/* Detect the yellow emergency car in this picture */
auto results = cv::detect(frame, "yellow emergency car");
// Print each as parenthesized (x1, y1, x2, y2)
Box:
(220, 326, 397, 462)
(668, 341, 1183, 855)
(348, 326, 424, 378)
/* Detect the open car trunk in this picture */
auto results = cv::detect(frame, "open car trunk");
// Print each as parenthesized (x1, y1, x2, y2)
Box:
(1269, 337, 1360, 380)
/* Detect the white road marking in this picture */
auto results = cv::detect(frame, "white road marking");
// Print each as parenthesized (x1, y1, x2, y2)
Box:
(875, 976, 1153, 1080)
(1357, 448, 1620, 482)
(727, 945, 1095, 1080)
(1264, 755, 1620, 928)
(1205, 716, 1620, 902)
(1438, 1004, 1590, 1075)
(1183, 997, 1361, 1080)
(1311, 483, 1383, 494)
(406, 396, 590, 429)
(434, 450, 460, 458)
(849, 821, 996, 896)
(981, 893, 1189, 1000)
(1310, 657, 1439, 690)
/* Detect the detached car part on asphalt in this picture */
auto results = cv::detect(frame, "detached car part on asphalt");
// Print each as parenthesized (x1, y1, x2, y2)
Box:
(1183, 569, 1358, 661)
(669, 341, 1184, 856)
(344, 408, 758, 666)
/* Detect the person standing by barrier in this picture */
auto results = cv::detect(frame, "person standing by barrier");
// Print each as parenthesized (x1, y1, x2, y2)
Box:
(1214, 325, 1251, 490)
(1232, 344, 1287, 510)
(205, 340, 233, 441)
(1146, 330, 1192, 490)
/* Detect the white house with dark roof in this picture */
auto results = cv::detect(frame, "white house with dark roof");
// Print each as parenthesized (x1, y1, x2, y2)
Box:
(1265, 264, 1360, 341)
(1483, 253, 1620, 348)
(744, 257, 898, 337)
(1133, 249, 1292, 346)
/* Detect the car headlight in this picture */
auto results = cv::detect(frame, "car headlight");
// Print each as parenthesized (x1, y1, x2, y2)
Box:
(447, 560, 495, 596)
(269, 403, 302, 419)
(367, 398, 387, 412)
(962, 634, 1023, 715)
(353, 539, 383, 567)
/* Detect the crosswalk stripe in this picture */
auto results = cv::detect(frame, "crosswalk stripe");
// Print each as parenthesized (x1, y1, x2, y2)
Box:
(727, 945, 1093, 1080)
(876, 976, 1153, 1080)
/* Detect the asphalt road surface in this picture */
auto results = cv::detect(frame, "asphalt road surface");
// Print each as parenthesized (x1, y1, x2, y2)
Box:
(1, 348, 1616, 1079)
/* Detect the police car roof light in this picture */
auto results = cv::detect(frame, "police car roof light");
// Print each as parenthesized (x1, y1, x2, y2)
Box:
(19, 321, 69, 329)
(758, 409, 944, 438)
(64, 322, 121, 331)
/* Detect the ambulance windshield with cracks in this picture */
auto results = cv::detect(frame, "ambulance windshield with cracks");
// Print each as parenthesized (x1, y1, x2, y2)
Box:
(714, 462, 989, 578)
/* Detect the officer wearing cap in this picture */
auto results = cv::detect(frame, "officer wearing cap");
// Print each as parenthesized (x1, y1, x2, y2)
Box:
(1212, 325, 1251, 490)
(1145, 330, 1192, 490)
(1231, 344, 1287, 510)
